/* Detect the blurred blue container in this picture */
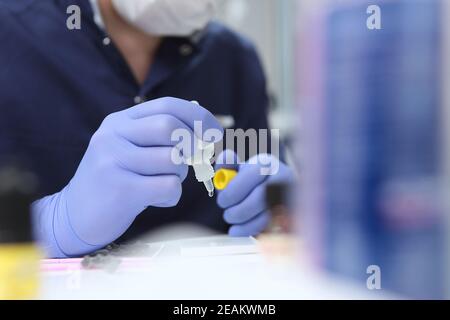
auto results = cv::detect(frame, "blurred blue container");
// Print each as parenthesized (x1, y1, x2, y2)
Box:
(298, 0, 446, 298)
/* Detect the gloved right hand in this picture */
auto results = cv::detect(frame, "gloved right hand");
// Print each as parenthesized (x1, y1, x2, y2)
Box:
(32, 97, 223, 258)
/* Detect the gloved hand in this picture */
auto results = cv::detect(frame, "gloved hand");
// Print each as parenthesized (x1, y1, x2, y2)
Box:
(215, 150, 293, 237)
(33, 97, 223, 258)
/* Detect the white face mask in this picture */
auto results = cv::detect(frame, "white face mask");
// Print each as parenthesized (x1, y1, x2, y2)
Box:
(111, 0, 216, 36)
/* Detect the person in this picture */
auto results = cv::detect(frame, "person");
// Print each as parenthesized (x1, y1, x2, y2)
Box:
(0, 0, 293, 257)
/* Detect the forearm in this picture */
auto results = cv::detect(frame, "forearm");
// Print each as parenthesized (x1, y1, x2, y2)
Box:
(32, 186, 102, 258)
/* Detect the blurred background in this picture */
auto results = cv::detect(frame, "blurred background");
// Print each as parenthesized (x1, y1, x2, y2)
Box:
(215, 0, 297, 137)
(217, 0, 450, 299)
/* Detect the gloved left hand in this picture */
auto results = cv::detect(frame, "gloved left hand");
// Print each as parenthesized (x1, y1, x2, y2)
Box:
(215, 150, 294, 237)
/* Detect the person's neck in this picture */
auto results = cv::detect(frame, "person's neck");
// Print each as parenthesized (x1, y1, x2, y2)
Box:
(98, 0, 162, 85)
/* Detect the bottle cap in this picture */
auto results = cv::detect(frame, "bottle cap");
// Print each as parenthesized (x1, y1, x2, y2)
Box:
(213, 169, 238, 190)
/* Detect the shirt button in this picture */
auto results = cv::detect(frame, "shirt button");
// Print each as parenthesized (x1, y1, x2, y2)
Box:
(179, 44, 193, 56)
(134, 96, 144, 104)
(102, 37, 111, 46)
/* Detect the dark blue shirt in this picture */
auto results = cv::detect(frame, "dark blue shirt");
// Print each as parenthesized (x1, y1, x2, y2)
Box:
(0, 0, 270, 241)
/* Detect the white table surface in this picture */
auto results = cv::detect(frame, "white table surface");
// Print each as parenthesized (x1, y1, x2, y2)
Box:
(39, 236, 392, 300)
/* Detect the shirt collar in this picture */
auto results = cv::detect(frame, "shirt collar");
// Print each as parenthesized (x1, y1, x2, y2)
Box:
(88, 0, 105, 30)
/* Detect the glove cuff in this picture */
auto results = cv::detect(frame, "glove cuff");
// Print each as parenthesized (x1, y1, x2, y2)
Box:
(32, 187, 102, 258)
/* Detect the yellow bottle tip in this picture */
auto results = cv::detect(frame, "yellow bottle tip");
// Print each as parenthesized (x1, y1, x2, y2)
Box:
(213, 169, 238, 190)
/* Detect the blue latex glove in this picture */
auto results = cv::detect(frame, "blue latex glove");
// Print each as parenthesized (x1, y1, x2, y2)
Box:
(32, 97, 223, 258)
(215, 150, 293, 237)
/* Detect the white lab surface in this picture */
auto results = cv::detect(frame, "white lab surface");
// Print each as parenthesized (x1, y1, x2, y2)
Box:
(40, 236, 393, 300)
